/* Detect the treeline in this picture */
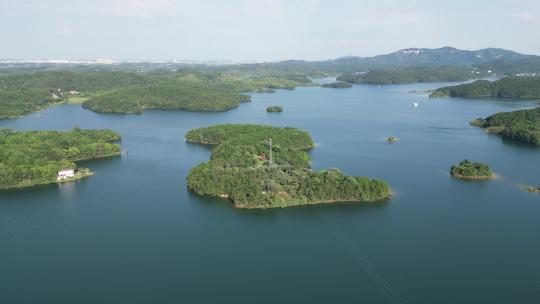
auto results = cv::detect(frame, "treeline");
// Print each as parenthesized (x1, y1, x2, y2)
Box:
(0, 70, 313, 117)
(186, 124, 391, 208)
(0, 128, 121, 189)
(186, 124, 314, 148)
(321, 81, 352, 88)
(472, 107, 540, 146)
(431, 76, 540, 98)
(337, 66, 479, 85)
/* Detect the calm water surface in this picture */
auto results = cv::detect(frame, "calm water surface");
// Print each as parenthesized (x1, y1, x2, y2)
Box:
(1, 80, 539, 304)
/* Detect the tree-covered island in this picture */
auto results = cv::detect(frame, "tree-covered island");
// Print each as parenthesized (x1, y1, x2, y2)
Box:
(450, 160, 494, 180)
(186, 124, 391, 208)
(0, 128, 121, 190)
(321, 81, 353, 88)
(470, 107, 540, 146)
(266, 106, 283, 113)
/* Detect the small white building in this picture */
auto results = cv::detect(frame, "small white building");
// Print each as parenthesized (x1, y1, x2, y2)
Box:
(57, 169, 75, 181)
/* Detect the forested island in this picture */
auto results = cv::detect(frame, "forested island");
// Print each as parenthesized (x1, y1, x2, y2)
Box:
(266, 106, 283, 113)
(0, 128, 121, 189)
(450, 160, 493, 179)
(337, 66, 479, 85)
(186, 124, 391, 208)
(430, 76, 540, 98)
(470, 107, 540, 146)
(0, 70, 313, 117)
(321, 81, 352, 88)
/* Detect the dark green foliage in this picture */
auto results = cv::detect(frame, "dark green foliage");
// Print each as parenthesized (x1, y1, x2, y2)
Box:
(266, 106, 283, 113)
(321, 81, 352, 88)
(473, 107, 540, 146)
(186, 124, 391, 208)
(450, 160, 493, 178)
(431, 76, 540, 99)
(338, 66, 479, 85)
(0, 128, 121, 189)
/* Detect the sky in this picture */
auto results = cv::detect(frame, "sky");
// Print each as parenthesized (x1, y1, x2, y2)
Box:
(1, 0, 539, 61)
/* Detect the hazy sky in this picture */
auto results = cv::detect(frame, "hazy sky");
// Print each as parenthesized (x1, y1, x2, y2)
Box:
(1, 0, 539, 61)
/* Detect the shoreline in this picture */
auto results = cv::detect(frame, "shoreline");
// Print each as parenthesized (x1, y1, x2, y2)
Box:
(451, 173, 496, 180)
(0, 169, 94, 191)
(74, 151, 122, 162)
(234, 194, 393, 209)
(189, 189, 393, 209)
(524, 186, 540, 194)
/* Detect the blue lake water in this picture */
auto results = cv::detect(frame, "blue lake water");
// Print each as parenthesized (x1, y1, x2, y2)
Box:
(1, 80, 539, 303)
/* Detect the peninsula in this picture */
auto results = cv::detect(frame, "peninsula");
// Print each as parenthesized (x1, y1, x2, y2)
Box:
(0, 128, 121, 190)
(186, 124, 391, 208)
(0, 70, 313, 118)
(470, 107, 540, 146)
(430, 76, 540, 98)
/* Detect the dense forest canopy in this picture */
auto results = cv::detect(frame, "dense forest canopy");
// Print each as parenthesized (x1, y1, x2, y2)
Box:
(0, 128, 121, 189)
(186, 124, 391, 208)
(471, 107, 540, 146)
(83, 84, 247, 113)
(337, 66, 481, 85)
(430, 76, 540, 98)
(450, 160, 493, 179)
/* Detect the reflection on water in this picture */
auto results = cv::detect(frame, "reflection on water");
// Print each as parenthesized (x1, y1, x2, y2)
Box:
(57, 181, 78, 205)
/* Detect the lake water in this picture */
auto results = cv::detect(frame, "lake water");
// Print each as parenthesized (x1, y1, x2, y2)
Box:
(1, 80, 540, 304)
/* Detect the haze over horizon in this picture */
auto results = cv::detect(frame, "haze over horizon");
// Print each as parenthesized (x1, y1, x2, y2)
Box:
(2, 0, 539, 61)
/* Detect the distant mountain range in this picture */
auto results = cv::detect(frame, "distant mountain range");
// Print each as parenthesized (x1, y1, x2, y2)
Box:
(334, 47, 528, 67)
(2, 47, 539, 75)
(269, 47, 535, 73)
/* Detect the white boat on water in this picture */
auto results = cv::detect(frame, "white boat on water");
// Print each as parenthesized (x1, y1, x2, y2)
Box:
(412, 102, 419, 107)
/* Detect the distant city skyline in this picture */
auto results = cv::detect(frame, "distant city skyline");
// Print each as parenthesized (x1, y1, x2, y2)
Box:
(1, 0, 539, 61)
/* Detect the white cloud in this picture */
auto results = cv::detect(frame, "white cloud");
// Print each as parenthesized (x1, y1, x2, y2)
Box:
(510, 12, 536, 20)
(96, 0, 176, 17)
